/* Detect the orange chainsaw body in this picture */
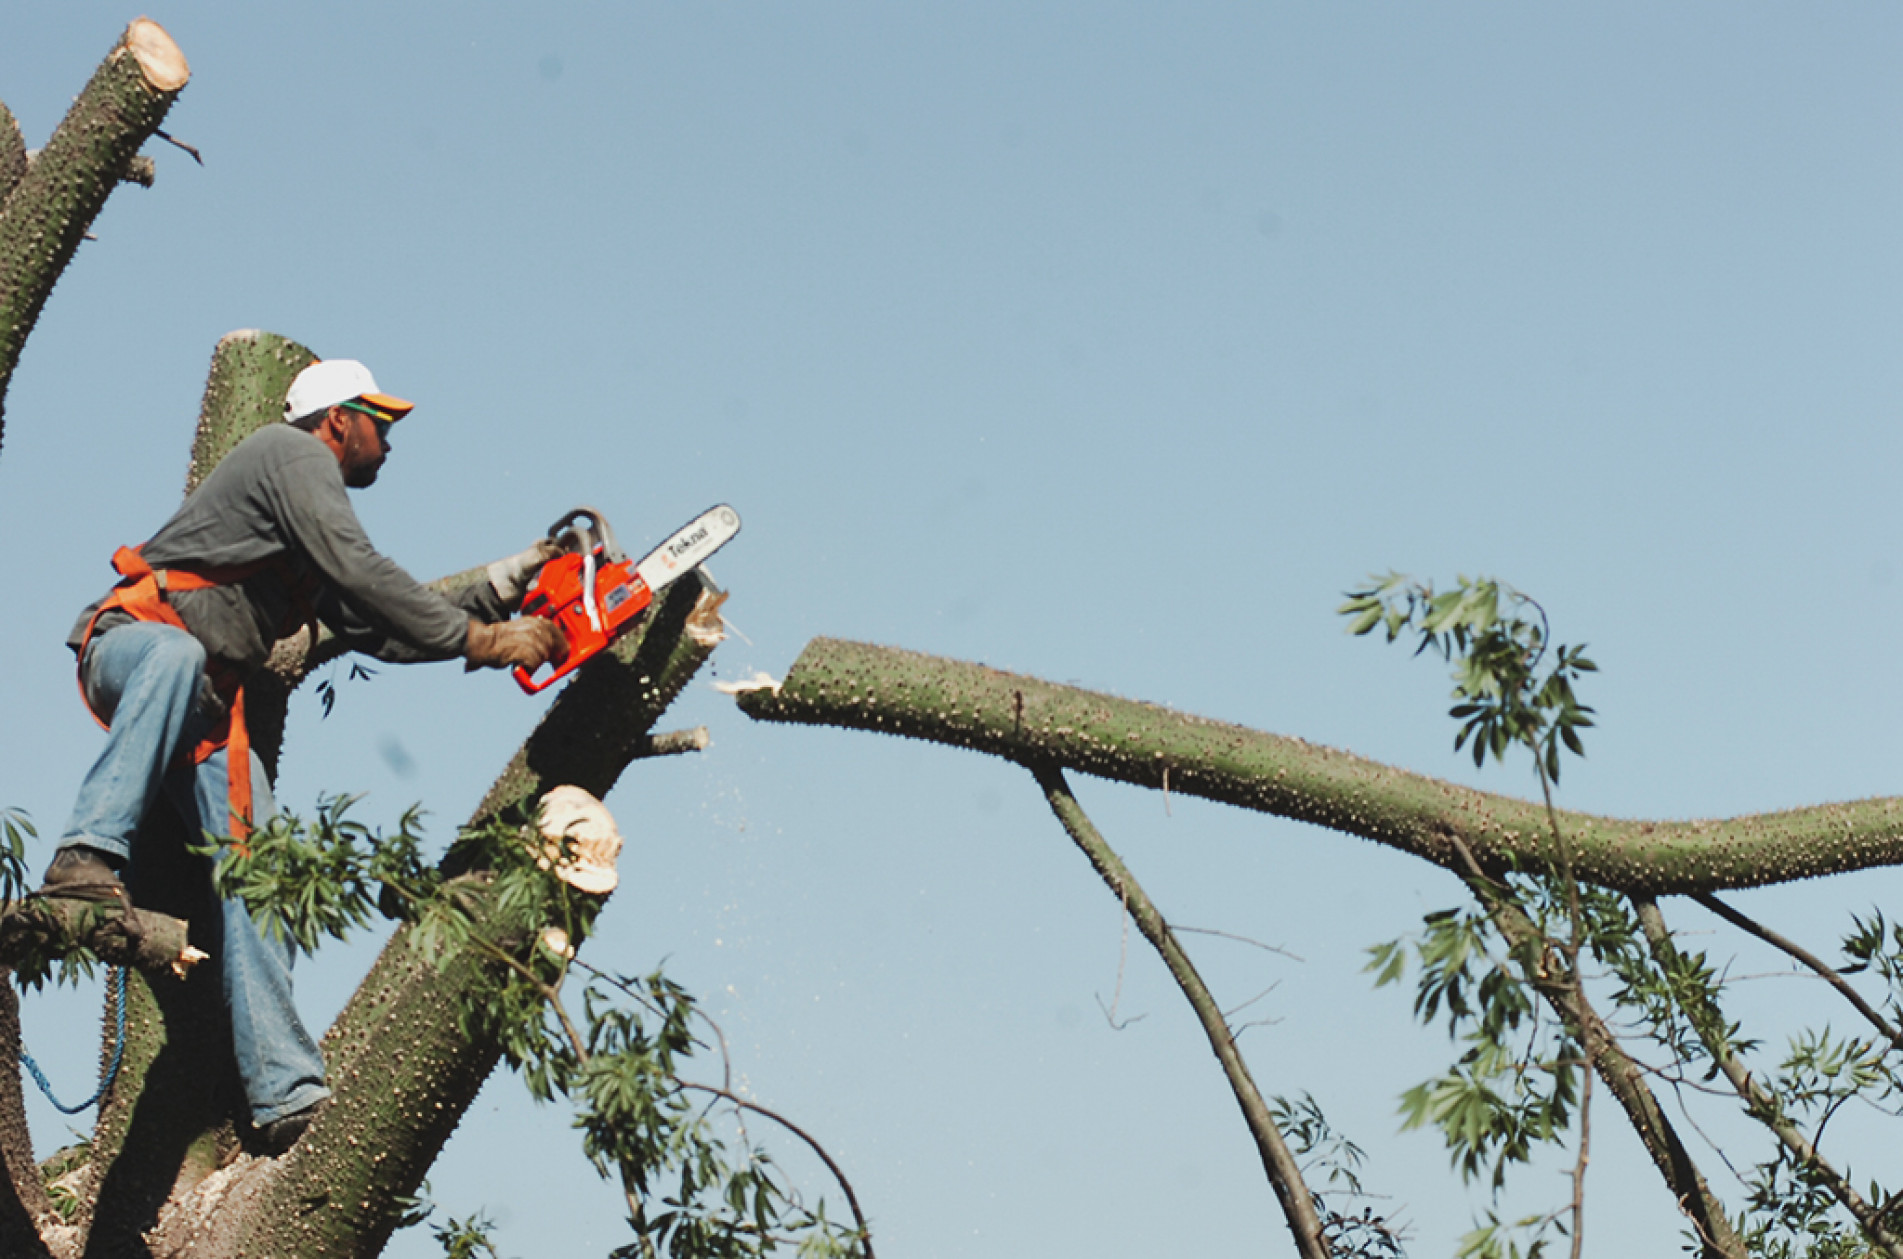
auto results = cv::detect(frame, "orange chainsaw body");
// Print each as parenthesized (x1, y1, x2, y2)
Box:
(515, 551, 653, 693)
(512, 505, 740, 694)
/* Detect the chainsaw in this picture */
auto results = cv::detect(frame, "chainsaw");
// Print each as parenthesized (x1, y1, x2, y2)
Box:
(513, 504, 741, 694)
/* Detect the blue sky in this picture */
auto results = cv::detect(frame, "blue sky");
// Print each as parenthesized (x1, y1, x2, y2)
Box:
(4, 4, 1903, 1255)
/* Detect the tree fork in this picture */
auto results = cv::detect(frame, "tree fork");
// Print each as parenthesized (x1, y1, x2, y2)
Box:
(734, 638, 1903, 894)
(0, 19, 189, 446)
(0, 976, 56, 1258)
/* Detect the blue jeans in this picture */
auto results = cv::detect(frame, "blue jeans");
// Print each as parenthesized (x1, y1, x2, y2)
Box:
(60, 621, 329, 1127)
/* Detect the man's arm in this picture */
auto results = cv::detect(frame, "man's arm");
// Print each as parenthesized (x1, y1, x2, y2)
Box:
(262, 447, 481, 660)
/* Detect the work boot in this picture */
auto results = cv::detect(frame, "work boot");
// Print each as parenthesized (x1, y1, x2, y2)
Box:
(256, 1097, 328, 1157)
(39, 846, 125, 899)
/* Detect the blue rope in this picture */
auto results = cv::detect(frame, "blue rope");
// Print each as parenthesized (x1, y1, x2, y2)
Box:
(21, 967, 127, 1114)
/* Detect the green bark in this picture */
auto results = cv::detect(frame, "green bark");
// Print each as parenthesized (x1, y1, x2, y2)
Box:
(61, 331, 318, 1248)
(188, 330, 319, 785)
(735, 638, 1903, 895)
(228, 573, 726, 1259)
(0, 977, 55, 1258)
(186, 329, 317, 495)
(63, 323, 726, 1259)
(0, 19, 189, 450)
(77, 819, 244, 1250)
(0, 105, 25, 208)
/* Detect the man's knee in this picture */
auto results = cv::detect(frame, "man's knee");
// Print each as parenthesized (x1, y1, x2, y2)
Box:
(144, 626, 207, 675)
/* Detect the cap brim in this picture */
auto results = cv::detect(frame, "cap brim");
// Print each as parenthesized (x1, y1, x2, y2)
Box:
(359, 391, 414, 418)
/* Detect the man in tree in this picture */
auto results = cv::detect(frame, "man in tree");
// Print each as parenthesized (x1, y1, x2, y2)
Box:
(38, 357, 568, 1154)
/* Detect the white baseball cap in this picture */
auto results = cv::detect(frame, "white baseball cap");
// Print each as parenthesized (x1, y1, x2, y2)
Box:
(282, 359, 415, 424)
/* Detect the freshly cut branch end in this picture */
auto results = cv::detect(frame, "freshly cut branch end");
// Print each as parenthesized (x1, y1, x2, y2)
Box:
(125, 18, 190, 91)
(687, 588, 731, 647)
(172, 943, 210, 979)
(714, 671, 781, 696)
(643, 726, 711, 758)
(535, 785, 622, 894)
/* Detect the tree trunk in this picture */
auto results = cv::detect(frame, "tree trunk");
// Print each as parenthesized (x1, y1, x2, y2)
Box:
(220, 572, 726, 1259)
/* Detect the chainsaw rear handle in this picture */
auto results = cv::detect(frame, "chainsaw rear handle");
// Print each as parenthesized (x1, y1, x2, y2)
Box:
(514, 654, 583, 694)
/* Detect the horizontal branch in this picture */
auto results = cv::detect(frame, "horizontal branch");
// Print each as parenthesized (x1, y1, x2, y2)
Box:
(734, 638, 1903, 895)
(0, 897, 198, 977)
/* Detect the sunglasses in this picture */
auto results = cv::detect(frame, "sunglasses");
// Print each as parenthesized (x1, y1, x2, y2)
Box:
(339, 399, 395, 440)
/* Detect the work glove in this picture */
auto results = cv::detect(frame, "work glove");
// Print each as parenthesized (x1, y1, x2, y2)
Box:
(486, 538, 564, 608)
(465, 617, 568, 673)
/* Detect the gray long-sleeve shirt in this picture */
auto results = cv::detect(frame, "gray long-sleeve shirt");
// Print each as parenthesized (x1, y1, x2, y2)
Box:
(69, 424, 506, 675)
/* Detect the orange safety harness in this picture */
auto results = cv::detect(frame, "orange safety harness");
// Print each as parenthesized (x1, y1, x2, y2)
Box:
(76, 546, 313, 850)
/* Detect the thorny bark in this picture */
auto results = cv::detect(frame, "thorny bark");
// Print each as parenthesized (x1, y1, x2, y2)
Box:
(222, 572, 726, 1259)
(0, 20, 188, 450)
(1033, 765, 1331, 1259)
(1633, 896, 1903, 1259)
(735, 639, 1761, 1255)
(734, 638, 1903, 895)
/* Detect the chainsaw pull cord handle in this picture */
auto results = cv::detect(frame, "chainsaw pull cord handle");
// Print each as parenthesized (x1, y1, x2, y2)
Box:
(545, 509, 610, 637)
(579, 542, 604, 636)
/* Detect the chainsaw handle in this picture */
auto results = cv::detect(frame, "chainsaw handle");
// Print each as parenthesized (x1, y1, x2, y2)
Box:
(513, 653, 584, 695)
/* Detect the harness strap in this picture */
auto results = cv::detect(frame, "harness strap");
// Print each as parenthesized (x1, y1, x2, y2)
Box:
(77, 546, 285, 848)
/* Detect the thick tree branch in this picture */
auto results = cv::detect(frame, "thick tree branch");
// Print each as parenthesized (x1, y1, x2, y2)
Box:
(0, 20, 188, 447)
(735, 639, 1903, 895)
(1634, 896, 1903, 1258)
(0, 976, 56, 1258)
(0, 897, 198, 978)
(1033, 765, 1330, 1259)
(227, 573, 727, 1259)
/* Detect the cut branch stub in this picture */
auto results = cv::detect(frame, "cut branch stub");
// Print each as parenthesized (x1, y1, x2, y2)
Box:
(735, 637, 1903, 895)
(0, 19, 190, 444)
(0, 897, 195, 978)
(188, 329, 317, 495)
